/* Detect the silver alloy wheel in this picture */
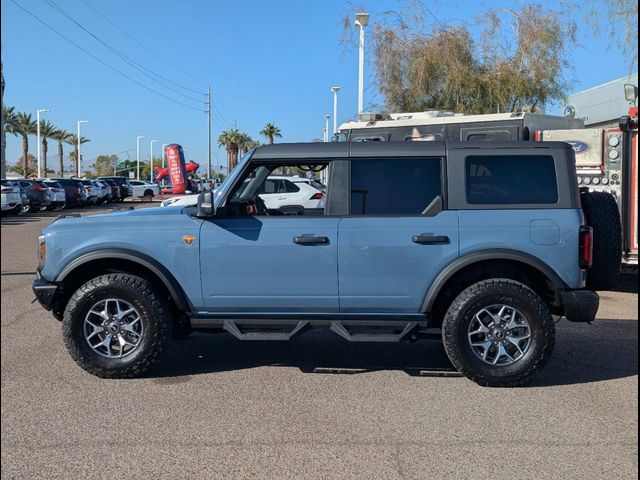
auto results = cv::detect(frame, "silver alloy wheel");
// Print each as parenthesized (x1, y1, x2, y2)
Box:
(83, 298, 144, 358)
(467, 304, 532, 366)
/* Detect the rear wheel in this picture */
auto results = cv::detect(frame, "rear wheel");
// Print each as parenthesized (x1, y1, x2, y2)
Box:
(442, 279, 555, 387)
(63, 273, 171, 378)
(581, 191, 621, 290)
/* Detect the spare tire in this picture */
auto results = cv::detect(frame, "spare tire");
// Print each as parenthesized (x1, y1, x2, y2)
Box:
(581, 191, 621, 290)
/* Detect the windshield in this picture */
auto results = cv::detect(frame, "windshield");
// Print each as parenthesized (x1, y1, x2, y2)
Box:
(213, 149, 254, 208)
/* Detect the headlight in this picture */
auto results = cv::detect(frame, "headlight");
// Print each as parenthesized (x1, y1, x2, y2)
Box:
(161, 198, 179, 207)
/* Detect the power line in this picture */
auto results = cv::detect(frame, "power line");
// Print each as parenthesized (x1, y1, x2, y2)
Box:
(44, 0, 206, 105)
(416, 0, 446, 29)
(9, 0, 205, 112)
(79, 0, 206, 91)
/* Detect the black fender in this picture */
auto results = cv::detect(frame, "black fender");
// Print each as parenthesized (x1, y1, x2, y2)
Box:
(56, 248, 192, 312)
(421, 249, 569, 313)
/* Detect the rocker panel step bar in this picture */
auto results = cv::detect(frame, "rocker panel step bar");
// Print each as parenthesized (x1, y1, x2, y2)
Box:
(190, 317, 427, 342)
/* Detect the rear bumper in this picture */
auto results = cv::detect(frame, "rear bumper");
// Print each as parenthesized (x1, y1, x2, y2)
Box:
(32, 277, 58, 310)
(561, 289, 599, 323)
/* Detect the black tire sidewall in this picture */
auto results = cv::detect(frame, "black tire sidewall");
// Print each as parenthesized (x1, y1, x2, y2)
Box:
(444, 280, 554, 384)
(64, 275, 167, 375)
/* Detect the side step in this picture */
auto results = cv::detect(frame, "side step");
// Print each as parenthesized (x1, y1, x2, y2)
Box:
(190, 317, 426, 342)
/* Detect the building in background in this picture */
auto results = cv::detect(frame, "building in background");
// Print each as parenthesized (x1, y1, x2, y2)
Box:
(565, 73, 638, 127)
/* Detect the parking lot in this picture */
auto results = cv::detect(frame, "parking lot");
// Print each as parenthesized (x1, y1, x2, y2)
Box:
(1, 206, 637, 479)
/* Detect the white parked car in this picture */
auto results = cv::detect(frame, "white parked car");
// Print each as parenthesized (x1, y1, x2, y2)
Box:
(160, 175, 325, 210)
(1, 181, 23, 215)
(129, 180, 160, 197)
(41, 180, 67, 210)
(79, 180, 99, 205)
(257, 176, 325, 210)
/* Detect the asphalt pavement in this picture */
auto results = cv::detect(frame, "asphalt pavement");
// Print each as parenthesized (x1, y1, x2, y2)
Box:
(1, 207, 638, 479)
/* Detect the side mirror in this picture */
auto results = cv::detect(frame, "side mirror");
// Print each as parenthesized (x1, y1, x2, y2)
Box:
(197, 191, 215, 217)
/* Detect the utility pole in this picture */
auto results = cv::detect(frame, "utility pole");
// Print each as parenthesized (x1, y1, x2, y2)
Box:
(1, 61, 6, 180)
(207, 85, 212, 179)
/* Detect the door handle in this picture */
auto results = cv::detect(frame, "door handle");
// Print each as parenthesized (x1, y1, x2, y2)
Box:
(412, 234, 450, 244)
(293, 236, 329, 245)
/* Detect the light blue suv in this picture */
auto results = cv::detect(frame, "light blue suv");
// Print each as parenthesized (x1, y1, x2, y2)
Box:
(33, 142, 619, 386)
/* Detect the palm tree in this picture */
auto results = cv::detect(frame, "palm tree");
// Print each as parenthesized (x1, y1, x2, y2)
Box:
(51, 128, 73, 177)
(65, 134, 90, 176)
(237, 132, 256, 156)
(38, 120, 57, 177)
(3, 105, 16, 134)
(259, 122, 282, 145)
(11, 112, 37, 176)
(218, 128, 242, 172)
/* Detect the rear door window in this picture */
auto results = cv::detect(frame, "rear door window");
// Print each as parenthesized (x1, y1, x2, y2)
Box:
(350, 158, 442, 215)
(465, 155, 558, 204)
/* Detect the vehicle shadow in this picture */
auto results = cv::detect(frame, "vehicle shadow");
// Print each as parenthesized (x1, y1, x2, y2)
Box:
(149, 318, 638, 387)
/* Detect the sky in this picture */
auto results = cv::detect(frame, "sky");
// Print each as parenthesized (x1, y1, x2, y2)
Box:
(1, 0, 637, 175)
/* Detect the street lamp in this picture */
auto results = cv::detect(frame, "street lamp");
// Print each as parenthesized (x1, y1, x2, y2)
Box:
(324, 115, 330, 142)
(77, 120, 88, 177)
(354, 12, 369, 115)
(149, 139, 158, 183)
(136, 136, 145, 181)
(331, 86, 340, 133)
(36, 108, 50, 177)
(161, 144, 168, 168)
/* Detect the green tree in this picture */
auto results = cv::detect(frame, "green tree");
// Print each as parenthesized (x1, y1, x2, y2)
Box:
(38, 120, 57, 177)
(218, 128, 242, 172)
(51, 128, 72, 177)
(343, 3, 576, 114)
(65, 134, 90, 176)
(9, 112, 37, 177)
(3, 105, 16, 134)
(16, 153, 36, 175)
(92, 154, 119, 177)
(259, 122, 282, 144)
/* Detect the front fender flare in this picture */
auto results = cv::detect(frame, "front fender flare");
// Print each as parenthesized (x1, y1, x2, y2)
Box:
(56, 248, 191, 312)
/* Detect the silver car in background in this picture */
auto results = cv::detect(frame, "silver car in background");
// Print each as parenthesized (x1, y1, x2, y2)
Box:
(41, 180, 66, 211)
(79, 180, 99, 205)
(93, 180, 111, 204)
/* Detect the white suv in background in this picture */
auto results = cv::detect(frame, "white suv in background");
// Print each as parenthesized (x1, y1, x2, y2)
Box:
(161, 175, 325, 209)
(129, 181, 160, 197)
(257, 176, 325, 210)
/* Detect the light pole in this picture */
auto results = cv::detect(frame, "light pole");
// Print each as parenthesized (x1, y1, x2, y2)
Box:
(161, 144, 167, 168)
(149, 139, 158, 183)
(36, 108, 50, 177)
(76, 120, 88, 177)
(354, 12, 369, 116)
(331, 86, 340, 133)
(324, 115, 330, 142)
(136, 136, 145, 181)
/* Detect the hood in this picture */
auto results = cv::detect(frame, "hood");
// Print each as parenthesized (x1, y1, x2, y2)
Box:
(42, 206, 187, 235)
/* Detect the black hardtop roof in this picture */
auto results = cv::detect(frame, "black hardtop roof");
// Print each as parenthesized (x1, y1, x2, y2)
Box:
(251, 141, 574, 159)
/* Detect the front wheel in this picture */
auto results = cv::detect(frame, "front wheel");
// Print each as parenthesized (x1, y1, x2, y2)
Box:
(442, 279, 555, 387)
(63, 273, 171, 378)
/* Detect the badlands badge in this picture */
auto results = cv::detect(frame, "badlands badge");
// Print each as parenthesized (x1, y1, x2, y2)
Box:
(182, 235, 196, 246)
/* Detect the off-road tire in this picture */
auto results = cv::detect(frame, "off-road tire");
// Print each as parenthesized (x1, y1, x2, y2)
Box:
(581, 191, 621, 290)
(442, 279, 555, 387)
(63, 273, 171, 378)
